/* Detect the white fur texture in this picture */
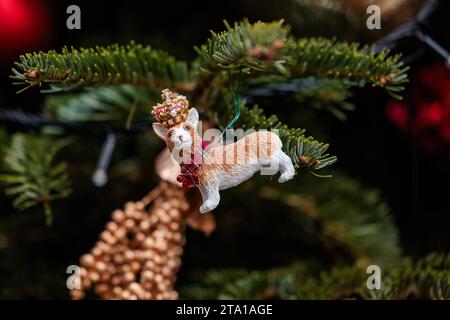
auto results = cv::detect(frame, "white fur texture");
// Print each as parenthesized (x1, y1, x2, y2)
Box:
(153, 108, 295, 213)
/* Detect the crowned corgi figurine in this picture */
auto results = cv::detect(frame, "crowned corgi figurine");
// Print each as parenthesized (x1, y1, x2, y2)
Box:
(152, 89, 295, 213)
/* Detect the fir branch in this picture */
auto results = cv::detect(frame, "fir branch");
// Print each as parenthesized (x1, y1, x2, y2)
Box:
(255, 172, 401, 266)
(11, 20, 408, 101)
(244, 76, 354, 120)
(180, 268, 279, 300)
(44, 84, 158, 125)
(194, 19, 290, 76)
(180, 253, 449, 300)
(0, 134, 73, 225)
(10, 42, 191, 93)
(298, 253, 450, 300)
(286, 38, 409, 99)
(291, 77, 354, 120)
(194, 20, 408, 99)
(376, 252, 450, 300)
(295, 265, 367, 299)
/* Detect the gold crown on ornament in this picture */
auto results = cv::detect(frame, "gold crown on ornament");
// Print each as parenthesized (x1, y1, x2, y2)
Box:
(152, 89, 189, 128)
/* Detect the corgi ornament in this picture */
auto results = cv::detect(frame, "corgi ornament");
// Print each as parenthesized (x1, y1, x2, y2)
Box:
(152, 89, 295, 214)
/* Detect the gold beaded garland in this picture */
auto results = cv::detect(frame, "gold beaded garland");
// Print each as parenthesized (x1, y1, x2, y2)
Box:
(70, 182, 193, 300)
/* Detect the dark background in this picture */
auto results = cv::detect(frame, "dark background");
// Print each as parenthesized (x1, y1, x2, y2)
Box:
(0, 0, 449, 298)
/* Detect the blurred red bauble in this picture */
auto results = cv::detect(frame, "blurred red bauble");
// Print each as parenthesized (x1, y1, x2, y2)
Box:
(386, 101, 409, 131)
(416, 102, 444, 128)
(386, 61, 450, 161)
(0, 0, 52, 67)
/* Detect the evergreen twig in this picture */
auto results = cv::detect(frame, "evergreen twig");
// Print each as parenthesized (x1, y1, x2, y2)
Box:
(44, 84, 158, 124)
(181, 253, 449, 300)
(11, 42, 191, 93)
(0, 133, 73, 225)
(194, 20, 408, 99)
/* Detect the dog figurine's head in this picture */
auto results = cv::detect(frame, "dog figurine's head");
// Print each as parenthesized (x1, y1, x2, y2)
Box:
(152, 107, 200, 153)
(151, 89, 203, 164)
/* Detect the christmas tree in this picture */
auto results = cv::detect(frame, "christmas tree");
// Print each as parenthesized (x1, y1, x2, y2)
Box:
(0, 0, 448, 300)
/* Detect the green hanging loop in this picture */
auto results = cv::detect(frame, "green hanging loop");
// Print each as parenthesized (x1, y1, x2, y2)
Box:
(219, 69, 242, 141)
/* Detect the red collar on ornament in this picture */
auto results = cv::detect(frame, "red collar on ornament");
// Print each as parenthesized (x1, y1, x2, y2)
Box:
(176, 140, 209, 191)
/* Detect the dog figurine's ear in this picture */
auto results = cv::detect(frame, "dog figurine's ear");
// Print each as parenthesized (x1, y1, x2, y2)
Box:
(152, 122, 168, 140)
(187, 107, 199, 128)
